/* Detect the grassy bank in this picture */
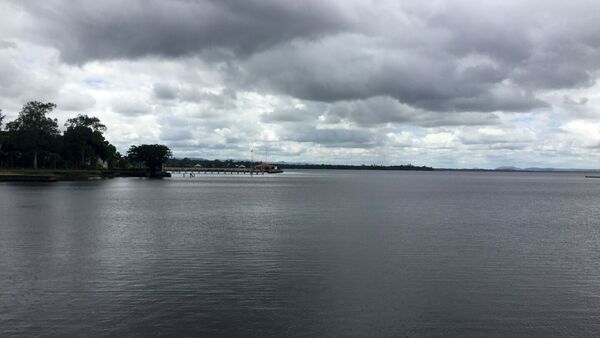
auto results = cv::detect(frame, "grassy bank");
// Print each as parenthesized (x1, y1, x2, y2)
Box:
(0, 168, 170, 181)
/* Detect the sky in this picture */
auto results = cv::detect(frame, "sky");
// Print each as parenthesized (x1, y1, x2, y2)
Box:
(1, 0, 600, 168)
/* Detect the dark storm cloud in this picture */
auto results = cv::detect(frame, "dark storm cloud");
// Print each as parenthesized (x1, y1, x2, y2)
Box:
(324, 97, 502, 127)
(324, 97, 415, 125)
(510, 51, 595, 90)
(239, 1, 600, 112)
(11, 0, 600, 118)
(241, 35, 546, 113)
(18, 0, 354, 63)
(420, 1, 600, 90)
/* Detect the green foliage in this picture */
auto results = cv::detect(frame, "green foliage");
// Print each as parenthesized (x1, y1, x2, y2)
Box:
(116, 152, 130, 168)
(0, 102, 175, 173)
(127, 144, 172, 175)
(63, 114, 114, 168)
(0, 102, 121, 170)
(5, 102, 59, 168)
(0, 110, 5, 167)
(65, 114, 106, 132)
(6, 102, 59, 134)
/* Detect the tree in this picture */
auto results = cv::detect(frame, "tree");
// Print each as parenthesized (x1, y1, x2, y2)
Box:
(0, 109, 4, 167)
(94, 139, 118, 168)
(6, 102, 59, 169)
(127, 144, 172, 176)
(65, 114, 106, 132)
(63, 114, 110, 168)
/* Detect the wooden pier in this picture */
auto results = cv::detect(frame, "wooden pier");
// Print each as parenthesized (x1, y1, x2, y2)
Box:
(165, 167, 282, 176)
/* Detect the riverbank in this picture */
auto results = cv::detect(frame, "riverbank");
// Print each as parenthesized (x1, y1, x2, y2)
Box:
(0, 169, 171, 182)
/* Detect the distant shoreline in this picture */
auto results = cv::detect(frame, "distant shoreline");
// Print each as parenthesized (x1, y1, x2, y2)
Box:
(436, 168, 600, 173)
(278, 167, 600, 173)
(3, 167, 598, 182)
(277, 164, 434, 171)
(167, 158, 433, 171)
(282, 167, 599, 173)
(166, 158, 600, 173)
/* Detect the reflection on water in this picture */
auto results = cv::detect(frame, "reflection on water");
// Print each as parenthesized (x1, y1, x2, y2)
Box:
(2, 171, 600, 336)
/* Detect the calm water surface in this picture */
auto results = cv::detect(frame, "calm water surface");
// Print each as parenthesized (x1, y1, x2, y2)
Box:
(2, 170, 600, 336)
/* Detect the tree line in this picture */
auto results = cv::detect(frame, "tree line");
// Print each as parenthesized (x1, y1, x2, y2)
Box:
(167, 157, 433, 171)
(0, 101, 171, 174)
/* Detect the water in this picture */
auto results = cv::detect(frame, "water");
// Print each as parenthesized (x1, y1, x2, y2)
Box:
(1, 170, 600, 336)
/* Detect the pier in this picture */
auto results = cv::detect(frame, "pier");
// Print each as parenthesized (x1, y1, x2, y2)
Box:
(165, 167, 283, 176)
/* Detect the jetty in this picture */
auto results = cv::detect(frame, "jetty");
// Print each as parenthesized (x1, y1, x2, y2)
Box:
(586, 175, 600, 178)
(165, 167, 283, 176)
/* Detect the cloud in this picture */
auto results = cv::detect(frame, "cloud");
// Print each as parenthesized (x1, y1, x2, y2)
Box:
(160, 126, 193, 142)
(0, 40, 17, 49)
(56, 91, 96, 111)
(152, 82, 237, 109)
(112, 98, 153, 116)
(283, 126, 378, 148)
(17, 0, 356, 63)
(4, 1, 600, 168)
(458, 126, 536, 145)
(153, 83, 178, 100)
(560, 120, 600, 149)
(14, 0, 598, 112)
(0, 41, 63, 113)
(261, 107, 321, 123)
(241, 34, 546, 113)
(323, 96, 502, 127)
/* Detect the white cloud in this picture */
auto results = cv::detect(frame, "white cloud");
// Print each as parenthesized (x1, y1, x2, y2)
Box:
(2, 1, 600, 168)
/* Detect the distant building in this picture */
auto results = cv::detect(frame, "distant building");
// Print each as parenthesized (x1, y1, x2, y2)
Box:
(255, 162, 278, 171)
(96, 158, 108, 169)
(193, 164, 202, 168)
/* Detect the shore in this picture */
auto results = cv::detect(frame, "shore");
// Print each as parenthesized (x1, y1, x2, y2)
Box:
(0, 169, 171, 182)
